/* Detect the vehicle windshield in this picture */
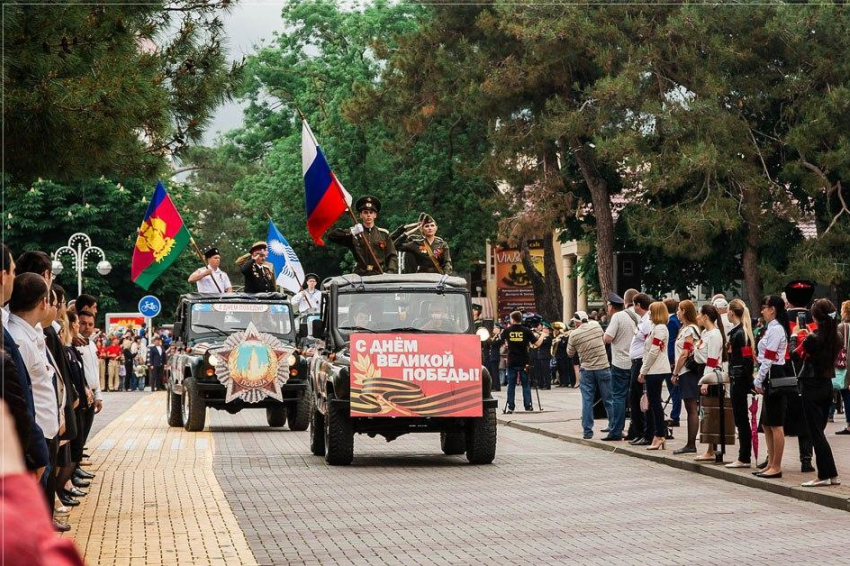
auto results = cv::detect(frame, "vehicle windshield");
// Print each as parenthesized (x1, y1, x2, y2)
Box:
(336, 291, 471, 340)
(189, 303, 293, 339)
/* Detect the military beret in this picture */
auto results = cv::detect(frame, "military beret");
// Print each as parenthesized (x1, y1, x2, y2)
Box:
(356, 195, 381, 213)
(204, 247, 220, 260)
(249, 241, 268, 253)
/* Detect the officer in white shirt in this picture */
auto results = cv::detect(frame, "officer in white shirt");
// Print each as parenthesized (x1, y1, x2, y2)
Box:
(294, 273, 321, 313)
(188, 247, 233, 293)
(626, 293, 653, 445)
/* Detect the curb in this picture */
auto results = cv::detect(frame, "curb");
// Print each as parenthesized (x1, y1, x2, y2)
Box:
(498, 418, 850, 513)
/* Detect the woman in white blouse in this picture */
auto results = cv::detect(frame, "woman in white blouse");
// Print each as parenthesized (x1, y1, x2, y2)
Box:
(671, 300, 701, 455)
(638, 302, 672, 450)
(694, 304, 727, 462)
(753, 295, 791, 479)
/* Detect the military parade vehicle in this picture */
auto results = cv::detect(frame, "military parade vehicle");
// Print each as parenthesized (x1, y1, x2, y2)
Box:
(307, 274, 498, 465)
(165, 293, 310, 432)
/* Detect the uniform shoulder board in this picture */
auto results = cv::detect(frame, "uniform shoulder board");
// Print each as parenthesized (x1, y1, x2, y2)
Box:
(433, 236, 446, 244)
(378, 227, 390, 234)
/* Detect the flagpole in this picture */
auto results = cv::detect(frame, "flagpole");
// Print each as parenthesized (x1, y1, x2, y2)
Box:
(265, 213, 313, 308)
(189, 237, 223, 292)
(299, 113, 383, 275)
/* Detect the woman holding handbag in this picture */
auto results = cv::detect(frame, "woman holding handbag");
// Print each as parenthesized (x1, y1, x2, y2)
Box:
(753, 295, 791, 479)
(835, 300, 850, 435)
(694, 305, 728, 462)
(638, 302, 672, 450)
(671, 300, 702, 455)
(725, 299, 756, 468)
(797, 299, 842, 487)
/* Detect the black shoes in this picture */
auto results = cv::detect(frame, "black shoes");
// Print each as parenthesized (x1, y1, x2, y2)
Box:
(601, 428, 611, 433)
(75, 469, 95, 480)
(58, 492, 80, 507)
(757, 460, 769, 470)
(72, 477, 91, 488)
(601, 435, 623, 441)
(801, 461, 816, 473)
(673, 446, 697, 455)
(629, 438, 651, 446)
(66, 487, 87, 498)
(525, 406, 534, 412)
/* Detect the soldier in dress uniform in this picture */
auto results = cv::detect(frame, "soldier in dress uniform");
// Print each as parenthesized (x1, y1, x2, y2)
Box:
(236, 241, 277, 293)
(327, 196, 398, 275)
(392, 213, 452, 275)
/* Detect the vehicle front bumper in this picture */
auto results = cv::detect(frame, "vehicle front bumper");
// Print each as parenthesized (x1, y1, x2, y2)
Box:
(194, 380, 308, 409)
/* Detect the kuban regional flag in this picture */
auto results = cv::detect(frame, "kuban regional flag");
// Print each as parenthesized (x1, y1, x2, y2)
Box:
(266, 220, 305, 294)
(302, 119, 352, 245)
(131, 181, 190, 290)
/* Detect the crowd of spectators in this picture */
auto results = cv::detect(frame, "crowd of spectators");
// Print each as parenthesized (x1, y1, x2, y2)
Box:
(482, 284, 848, 488)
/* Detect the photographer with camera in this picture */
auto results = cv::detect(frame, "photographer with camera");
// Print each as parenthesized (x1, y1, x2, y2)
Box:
(500, 311, 545, 414)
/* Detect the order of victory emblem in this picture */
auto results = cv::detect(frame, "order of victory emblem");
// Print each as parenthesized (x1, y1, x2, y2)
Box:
(211, 322, 293, 403)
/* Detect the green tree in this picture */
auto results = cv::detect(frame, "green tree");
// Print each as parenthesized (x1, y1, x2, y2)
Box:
(205, 0, 496, 278)
(4, 178, 199, 322)
(3, 1, 241, 184)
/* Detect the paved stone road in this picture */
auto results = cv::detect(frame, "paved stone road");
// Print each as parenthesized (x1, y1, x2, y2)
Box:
(210, 406, 848, 566)
(65, 393, 848, 565)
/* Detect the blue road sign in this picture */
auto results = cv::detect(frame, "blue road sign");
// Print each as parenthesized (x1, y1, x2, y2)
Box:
(138, 295, 162, 318)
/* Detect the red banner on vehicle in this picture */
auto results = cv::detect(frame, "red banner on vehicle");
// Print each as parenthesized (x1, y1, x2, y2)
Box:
(349, 333, 483, 418)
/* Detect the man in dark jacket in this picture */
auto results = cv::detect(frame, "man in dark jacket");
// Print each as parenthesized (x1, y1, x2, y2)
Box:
(147, 337, 167, 392)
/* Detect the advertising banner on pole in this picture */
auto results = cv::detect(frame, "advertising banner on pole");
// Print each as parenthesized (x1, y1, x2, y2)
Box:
(494, 239, 544, 320)
(349, 333, 483, 418)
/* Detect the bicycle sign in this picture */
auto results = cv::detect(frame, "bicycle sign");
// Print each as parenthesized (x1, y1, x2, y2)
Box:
(138, 295, 162, 318)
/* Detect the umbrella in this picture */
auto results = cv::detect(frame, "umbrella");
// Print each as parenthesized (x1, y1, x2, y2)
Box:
(749, 395, 759, 461)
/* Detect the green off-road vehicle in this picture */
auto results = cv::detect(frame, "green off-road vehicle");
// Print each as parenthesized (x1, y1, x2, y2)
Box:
(307, 274, 498, 465)
(166, 293, 310, 432)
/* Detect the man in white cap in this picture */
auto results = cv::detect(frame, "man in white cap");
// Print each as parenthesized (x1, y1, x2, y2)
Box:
(567, 310, 612, 440)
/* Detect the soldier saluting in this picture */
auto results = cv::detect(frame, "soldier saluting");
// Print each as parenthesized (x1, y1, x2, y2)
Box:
(236, 241, 277, 293)
(392, 213, 452, 275)
(327, 196, 398, 275)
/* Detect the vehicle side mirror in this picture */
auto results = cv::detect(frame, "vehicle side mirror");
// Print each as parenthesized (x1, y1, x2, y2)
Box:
(298, 322, 309, 340)
(173, 322, 183, 338)
(311, 319, 324, 338)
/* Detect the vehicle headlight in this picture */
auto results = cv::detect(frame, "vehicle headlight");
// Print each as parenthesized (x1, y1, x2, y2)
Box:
(286, 354, 297, 367)
(207, 353, 220, 367)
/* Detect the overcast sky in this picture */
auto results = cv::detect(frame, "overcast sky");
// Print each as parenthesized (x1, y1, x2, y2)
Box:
(203, 1, 287, 144)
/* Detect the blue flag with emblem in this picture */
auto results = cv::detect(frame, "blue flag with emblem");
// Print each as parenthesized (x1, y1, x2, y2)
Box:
(266, 220, 305, 294)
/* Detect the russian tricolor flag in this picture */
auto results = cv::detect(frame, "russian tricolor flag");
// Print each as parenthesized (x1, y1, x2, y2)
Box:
(302, 120, 352, 245)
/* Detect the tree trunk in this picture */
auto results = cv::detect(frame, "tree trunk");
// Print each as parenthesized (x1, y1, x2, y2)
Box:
(741, 188, 763, 305)
(520, 234, 563, 322)
(570, 138, 615, 298)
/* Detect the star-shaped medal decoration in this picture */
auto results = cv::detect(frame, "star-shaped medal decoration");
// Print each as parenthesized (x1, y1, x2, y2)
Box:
(211, 322, 293, 404)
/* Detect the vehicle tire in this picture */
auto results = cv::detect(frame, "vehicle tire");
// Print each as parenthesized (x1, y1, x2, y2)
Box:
(266, 406, 286, 427)
(286, 394, 310, 431)
(309, 406, 325, 456)
(166, 385, 183, 428)
(324, 397, 353, 466)
(182, 377, 206, 432)
(465, 407, 497, 465)
(440, 432, 466, 455)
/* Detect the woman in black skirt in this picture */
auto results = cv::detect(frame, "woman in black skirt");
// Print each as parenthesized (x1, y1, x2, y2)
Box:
(798, 299, 841, 487)
(753, 295, 790, 479)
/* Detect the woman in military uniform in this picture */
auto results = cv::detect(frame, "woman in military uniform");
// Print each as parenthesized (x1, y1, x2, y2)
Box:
(327, 196, 398, 275)
(392, 214, 452, 275)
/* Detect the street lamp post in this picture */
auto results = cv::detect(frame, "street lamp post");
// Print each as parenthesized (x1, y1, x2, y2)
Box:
(52, 232, 112, 297)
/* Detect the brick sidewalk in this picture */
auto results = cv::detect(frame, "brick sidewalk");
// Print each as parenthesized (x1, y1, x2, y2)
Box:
(493, 386, 850, 511)
(61, 393, 257, 565)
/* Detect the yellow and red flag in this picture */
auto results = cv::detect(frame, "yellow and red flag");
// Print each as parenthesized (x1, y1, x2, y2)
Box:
(131, 181, 190, 290)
